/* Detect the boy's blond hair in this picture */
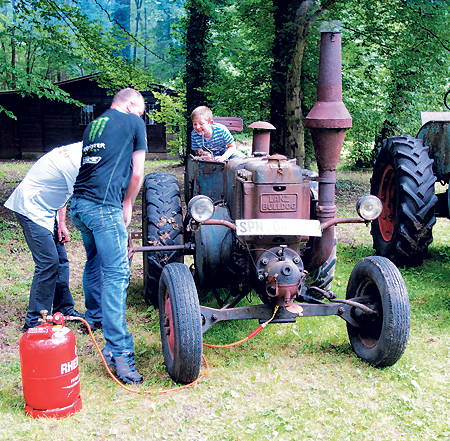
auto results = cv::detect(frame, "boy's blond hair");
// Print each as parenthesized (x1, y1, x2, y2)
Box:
(191, 106, 213, 122)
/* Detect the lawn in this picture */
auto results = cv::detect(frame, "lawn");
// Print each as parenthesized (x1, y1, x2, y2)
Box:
(1, 158, 450, 440)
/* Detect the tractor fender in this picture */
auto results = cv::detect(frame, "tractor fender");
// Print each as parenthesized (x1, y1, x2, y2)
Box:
(193, 205, 234, 288)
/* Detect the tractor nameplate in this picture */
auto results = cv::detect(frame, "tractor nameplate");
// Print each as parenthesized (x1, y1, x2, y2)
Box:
(260, 194, 297, 212)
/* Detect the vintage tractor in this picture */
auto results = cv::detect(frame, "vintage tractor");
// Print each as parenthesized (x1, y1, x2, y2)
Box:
(134, 30, 410, 384)
(370, 95, 450, 267)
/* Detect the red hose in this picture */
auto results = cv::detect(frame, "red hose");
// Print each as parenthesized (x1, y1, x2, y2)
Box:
(67, 316, 209, 395)
(67, 305, 278, 393)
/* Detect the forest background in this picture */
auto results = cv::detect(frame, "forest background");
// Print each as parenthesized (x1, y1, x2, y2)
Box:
(1, 0, 450, 167)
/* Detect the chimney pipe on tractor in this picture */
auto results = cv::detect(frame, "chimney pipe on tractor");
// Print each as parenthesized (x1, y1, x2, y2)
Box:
(304, 24, 352, 272)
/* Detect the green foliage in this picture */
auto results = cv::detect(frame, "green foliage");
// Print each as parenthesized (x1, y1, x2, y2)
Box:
(0, 0, 185, 114)
(344, 141, 377, 169)
(152, 80, 187, 157)
(204, 1, 275, 126)
(330, 0, 450, 163)
(180, 0, 275, 132)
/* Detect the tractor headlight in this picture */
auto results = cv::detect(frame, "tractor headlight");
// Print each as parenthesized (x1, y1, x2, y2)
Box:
(188, 195, 214, 222)
(356, 195, 383, 221)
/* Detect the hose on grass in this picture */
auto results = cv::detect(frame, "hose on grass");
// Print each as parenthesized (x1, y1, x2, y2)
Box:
(68, 306, 278, 395)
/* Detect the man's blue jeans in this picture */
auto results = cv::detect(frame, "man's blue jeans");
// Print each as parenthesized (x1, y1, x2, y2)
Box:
(70, 197, 134, 356)
(15, 213, 76, 329)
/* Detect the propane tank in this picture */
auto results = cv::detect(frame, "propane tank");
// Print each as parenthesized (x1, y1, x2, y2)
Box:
(19, 311, 82, 419)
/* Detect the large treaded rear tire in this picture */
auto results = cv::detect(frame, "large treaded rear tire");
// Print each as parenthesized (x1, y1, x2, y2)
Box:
(143, 172, 184, 307)
(370, 135, 437, 267)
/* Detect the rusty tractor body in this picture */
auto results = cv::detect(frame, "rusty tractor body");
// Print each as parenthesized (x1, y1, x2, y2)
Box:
(136, 30, 410, 384)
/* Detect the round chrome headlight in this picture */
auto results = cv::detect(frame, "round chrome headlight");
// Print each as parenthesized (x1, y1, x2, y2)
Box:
(188, 195, 214, 222)
(356, 195, 383, 221)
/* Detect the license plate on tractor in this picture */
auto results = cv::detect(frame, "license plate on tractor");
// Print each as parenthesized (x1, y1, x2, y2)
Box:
(235, 219, 322, 236)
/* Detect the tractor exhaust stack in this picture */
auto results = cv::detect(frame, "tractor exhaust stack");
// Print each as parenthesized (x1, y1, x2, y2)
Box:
(304, 26, 352, 271)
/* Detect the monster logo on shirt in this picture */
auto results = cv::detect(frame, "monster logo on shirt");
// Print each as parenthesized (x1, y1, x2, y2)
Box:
(89, 117, 110, 141)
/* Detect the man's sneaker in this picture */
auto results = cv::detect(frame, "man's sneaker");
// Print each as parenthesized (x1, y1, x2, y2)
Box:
(78, 321, 102, 334)
(113, 353, 143, 384)
(67, 310, 84, 319)
(101, 348, 114, 368)
(22, 323, 35, 333)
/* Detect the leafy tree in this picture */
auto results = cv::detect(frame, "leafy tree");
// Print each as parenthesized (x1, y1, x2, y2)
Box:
(269, 0, 339, 166)
(205, 1, 274, 125)
(181, 0, 217, 155)
(181, 0, 275, 157)
(0, 0, 159, 117)
(152, 79, 187, 156)
(330, 0, 450, 166)
(179, 0, 336, 166)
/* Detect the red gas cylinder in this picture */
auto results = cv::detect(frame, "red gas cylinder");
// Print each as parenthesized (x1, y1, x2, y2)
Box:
(19, 312, 82, 419)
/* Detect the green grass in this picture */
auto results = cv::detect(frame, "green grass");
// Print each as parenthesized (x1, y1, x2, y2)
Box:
(2, 159, 450, 440)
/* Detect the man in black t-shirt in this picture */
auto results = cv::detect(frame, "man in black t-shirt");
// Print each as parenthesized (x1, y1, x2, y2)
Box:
(71, 88, 147, 384)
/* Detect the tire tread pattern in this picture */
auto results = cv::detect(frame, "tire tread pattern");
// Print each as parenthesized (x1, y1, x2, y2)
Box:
(371, 135, 437, 266)
(143, 172, 183, 306)
(347, 256, 410, 367)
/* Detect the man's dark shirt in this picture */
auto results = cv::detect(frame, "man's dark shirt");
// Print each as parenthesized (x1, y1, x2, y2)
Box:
(73, 109, 148, 208)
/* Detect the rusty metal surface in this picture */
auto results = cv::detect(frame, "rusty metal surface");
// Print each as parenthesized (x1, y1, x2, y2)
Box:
(303, 31, 352, 272)
(417, 121, 450, 181)
(320, 217, 366, 230)
(200, 302, 361, 333)
(305, 32, 352, 130)
(248, 121, 276, 130)
(213, 116, 243, 131)
(248, 121, 276, 156)
(200, 218, 236, 230)
(186, 155, 225, 203)
(232, 154, 311, 245)
(193, 206, 234, 289)
(256, 246, 304, 306)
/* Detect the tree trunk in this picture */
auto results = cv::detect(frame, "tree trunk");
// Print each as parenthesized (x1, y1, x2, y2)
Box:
(184, 2, 211, 155)
(270, 0, 334, 167)
(114, 0, 131, 60)
(286, 24, 308, 167)
(132, 0, 143, 63)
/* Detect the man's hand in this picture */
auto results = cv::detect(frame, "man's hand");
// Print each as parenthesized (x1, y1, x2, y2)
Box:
(123, 199, 133, 228)
(57, 207, 70, 243)
(58, 224, 70, 243)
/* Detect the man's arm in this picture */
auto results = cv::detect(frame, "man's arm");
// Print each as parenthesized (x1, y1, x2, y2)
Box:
(57, 205, 70, 243)
(123, 149, 146, 227)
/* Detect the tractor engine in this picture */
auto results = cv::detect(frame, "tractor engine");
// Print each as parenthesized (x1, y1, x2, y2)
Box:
(227, 153, 314, 306)
(190, 144, 318, 307)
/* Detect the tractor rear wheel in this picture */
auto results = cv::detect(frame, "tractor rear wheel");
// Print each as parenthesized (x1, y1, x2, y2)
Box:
(371, 135, 437, 266)
(159, 263, 202, 384)
(346, 256, 410, 367)
(143, 172, 184, 307)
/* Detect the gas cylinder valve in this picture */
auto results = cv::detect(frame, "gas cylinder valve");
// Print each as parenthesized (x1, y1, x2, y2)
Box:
(38, 309, 50, 324)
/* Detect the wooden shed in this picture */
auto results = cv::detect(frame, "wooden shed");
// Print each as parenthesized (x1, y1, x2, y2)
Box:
(0, 74, 171, 159)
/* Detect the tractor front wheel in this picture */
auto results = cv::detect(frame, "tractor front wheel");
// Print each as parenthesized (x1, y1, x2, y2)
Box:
(370, 135, 437, 266)
(346, 256, 410, 367)
(159, 263, 202, 384)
